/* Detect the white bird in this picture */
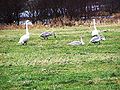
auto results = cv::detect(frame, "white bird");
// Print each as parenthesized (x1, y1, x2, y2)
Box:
(91, 19, 100, 37)
(40, 32, 56, 39)
(68, 36, 85, 46)
(18, 20, 31, 45)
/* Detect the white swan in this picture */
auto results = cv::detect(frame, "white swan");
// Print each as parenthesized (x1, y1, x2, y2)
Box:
(18, 20, 31, 45)
(91, 19, 100, 37)
(68, 36, 85, 45)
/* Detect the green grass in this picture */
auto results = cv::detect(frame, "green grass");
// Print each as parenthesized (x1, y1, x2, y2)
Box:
(0, 24, 120, 90)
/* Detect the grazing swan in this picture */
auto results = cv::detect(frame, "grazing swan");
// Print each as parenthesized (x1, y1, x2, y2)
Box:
(89, 35, 105, 44)
(89, 35, 101, 44)
(68, 36, 85, 45)
(18, 20, 31, 45)
(40, 32, 56, 39)
(91, 19, 100, 37)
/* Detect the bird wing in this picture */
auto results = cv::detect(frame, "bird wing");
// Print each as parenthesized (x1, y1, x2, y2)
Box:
(90, 36, 100, 42)
(19, 34, 29, 43)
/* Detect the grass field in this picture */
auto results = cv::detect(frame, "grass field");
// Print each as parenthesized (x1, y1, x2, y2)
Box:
(0, 24, 120, 90)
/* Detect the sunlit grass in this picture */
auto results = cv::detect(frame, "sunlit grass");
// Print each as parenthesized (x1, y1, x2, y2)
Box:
(0, 24, 120, 90)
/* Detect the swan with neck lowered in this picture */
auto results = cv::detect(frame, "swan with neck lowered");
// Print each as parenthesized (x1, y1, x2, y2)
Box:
(40, 32, 56, 39)
(89, 34, 105, 44)
(89, 35, 101, 44)
(68, 36, 85, 46)
(18, 20, 31, 45)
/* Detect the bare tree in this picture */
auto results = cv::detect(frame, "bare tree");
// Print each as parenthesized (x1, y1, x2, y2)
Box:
(0, 0, 120, 25)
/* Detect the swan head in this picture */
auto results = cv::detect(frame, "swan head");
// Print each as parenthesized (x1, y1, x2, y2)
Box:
(26, 20, 30, 23)
(93, 19, 96, 24)
(80, 36, 85, 45)
(93, 19, 95, 21)
(25, 20, 33, 26)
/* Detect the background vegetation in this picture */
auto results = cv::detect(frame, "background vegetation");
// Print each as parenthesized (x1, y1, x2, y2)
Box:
(0, 0, 120, 25)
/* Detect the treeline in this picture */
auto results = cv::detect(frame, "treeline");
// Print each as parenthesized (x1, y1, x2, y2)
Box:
(0, 0, 120, 25)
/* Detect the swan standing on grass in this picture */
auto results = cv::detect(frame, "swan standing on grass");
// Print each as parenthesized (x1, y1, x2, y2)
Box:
(68, 36, 85, 45)
(18, 20, 31, 45)
(91, 19, 106, 40)
(40, 32, 56, 39)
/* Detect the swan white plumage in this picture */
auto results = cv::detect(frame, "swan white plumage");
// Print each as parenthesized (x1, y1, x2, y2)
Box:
(68, 36, 85, 45)
(18, 20, 31, 45)
(91, 19, 100, 37)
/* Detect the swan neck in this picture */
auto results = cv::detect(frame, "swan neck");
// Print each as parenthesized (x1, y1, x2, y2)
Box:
(93, 19, 97, 30)
(26, 22, 29, 34)
(80, 37, 84, 44)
